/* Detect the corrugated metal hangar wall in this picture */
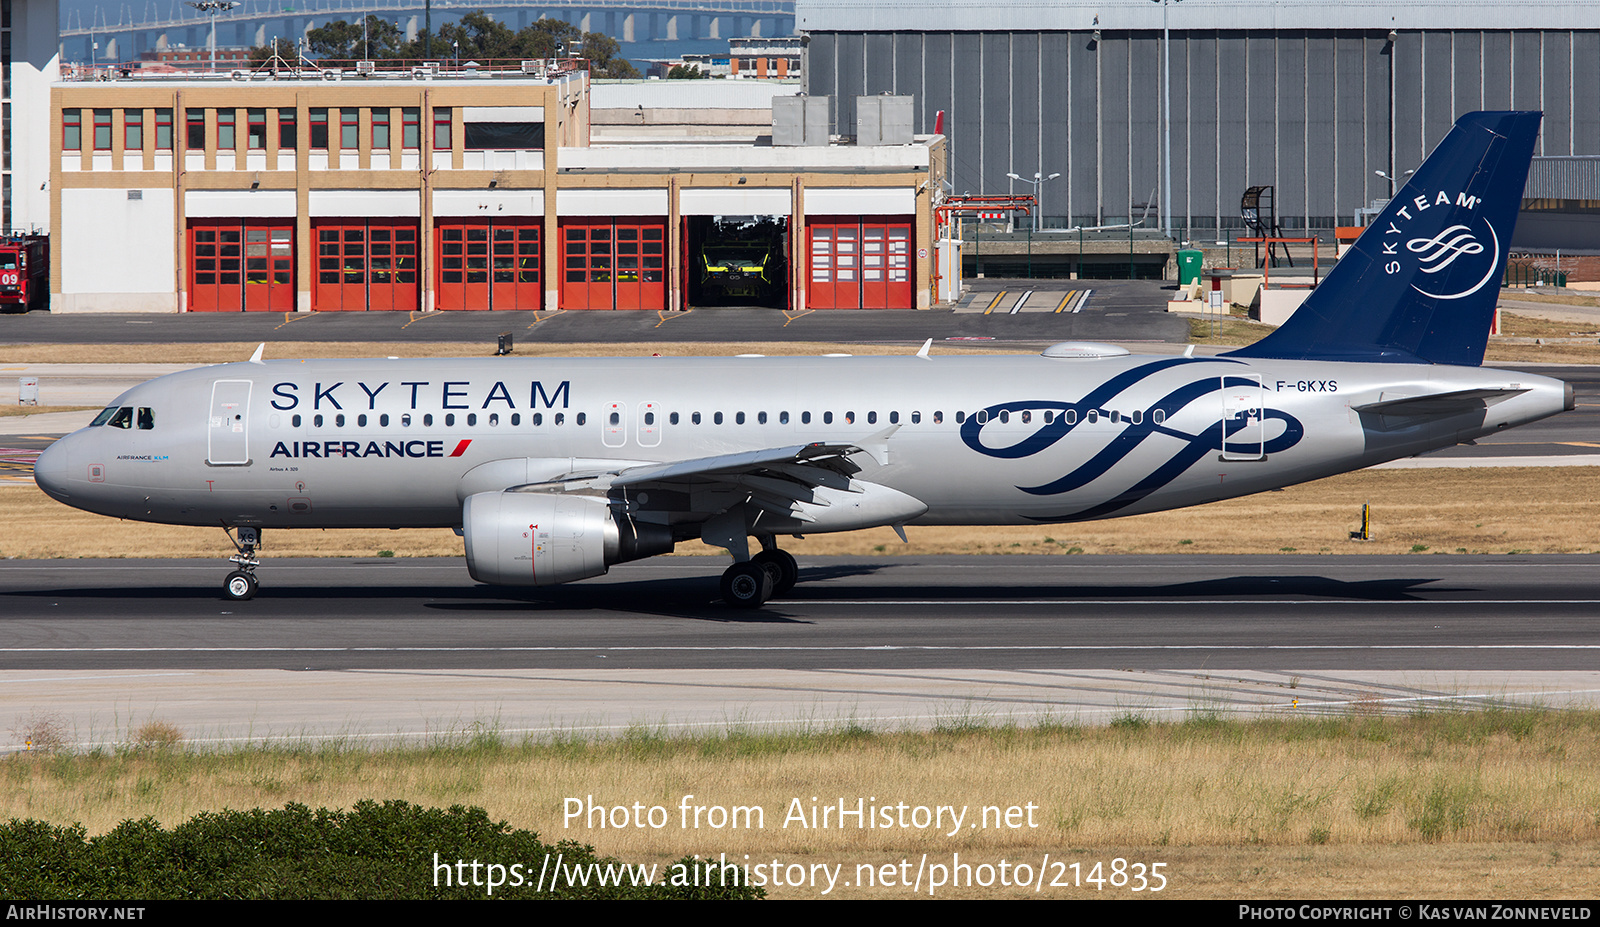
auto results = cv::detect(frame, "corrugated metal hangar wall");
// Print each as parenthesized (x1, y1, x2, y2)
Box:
(800, 2, 1600, 233)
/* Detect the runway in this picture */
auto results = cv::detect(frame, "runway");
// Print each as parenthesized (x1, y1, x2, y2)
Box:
(5, 556, 1599, 749)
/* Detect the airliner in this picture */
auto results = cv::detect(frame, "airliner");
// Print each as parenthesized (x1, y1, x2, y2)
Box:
(34, 111, 1572, 607)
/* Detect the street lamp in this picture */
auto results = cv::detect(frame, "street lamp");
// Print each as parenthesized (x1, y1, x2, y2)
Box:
(1154, 0, 1182, 239)
(1374, 168, 1413, 198)
(1005, 170, 1061, 232)
(186, 1, 240, 72)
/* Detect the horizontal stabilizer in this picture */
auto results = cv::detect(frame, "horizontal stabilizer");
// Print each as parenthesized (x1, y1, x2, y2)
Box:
(1353, 387, 1528, 417)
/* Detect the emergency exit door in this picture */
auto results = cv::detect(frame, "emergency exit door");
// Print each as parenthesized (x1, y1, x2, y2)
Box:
(436, 220, 542, 310)
(313, 220, 419, 311)
(559, 218, 665, 310)
(807, 216, 913, 309)
(189, 220, 293, 312)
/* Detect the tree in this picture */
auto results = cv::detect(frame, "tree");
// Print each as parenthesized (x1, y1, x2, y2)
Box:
(305, 15, 404, 61)
(666, 64, 709, 80)
(247, 37, 297, 68)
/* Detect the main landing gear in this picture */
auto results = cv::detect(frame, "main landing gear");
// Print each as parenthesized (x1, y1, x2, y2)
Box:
(222, 526, 261, 601)
(719, 545, 799, 609)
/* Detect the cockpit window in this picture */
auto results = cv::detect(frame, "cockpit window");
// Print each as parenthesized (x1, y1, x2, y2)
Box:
(98, 407, 134, 429)
(137, 407, 155, 430)
(90, 406, 120, 426)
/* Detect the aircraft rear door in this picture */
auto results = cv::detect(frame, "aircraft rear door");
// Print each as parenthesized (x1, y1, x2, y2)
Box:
(1221, 375, 1265, 460)
(208, 380, 253, 465)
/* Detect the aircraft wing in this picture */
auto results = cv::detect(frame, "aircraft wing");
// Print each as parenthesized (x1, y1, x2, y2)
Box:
(1352, 387, 1529, 417)
(609, 441, 864, 488)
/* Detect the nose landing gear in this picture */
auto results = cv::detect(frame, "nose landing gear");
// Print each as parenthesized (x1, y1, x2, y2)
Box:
(223, 526, 261, 600)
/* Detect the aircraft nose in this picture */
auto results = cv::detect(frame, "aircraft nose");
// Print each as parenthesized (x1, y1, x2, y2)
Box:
(33, 437, 72, 500)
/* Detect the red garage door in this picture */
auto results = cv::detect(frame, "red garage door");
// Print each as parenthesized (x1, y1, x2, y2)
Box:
(437, 220, 541, 310)
(560, 218, 665, 310)
(313, 220, 418, 311)
(189, 220, 293, 312)
(807, 216, 913, 309)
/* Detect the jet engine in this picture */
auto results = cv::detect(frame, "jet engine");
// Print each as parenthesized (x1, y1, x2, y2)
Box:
(461, 491, 674, 586)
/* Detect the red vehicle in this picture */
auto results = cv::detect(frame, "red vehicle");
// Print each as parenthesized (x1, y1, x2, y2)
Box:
(0, 233, 48, 312)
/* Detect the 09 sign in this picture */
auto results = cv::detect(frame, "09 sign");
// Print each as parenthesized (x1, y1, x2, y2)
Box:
(0, 271, 19, 287)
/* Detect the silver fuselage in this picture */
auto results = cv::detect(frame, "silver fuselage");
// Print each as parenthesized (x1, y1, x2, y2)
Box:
(34, 352, 1569, 531)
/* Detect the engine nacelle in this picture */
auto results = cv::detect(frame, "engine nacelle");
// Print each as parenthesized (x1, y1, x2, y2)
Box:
(461, 491, 674, 586)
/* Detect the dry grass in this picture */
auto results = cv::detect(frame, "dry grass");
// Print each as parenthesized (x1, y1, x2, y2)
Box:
(129, 720, 185, 752)
(0, 405, 99, 419)
(10, 711, 69, 754)
(1498, 291, 1600, 308)
(6, 466, 1600, 560)
(5, 711, 1600, 897)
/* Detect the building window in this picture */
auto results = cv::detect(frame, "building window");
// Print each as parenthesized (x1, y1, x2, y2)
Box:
(433, 108, 451, 151)
(340, 109, 358, 150)
(463, 121, 543, 150)
(124, 109, 143, 150)
(217, 109, 235, 150)
(186, 110, 205, 150)
(278, 109, 296, 150)
(372, 108, 389, 150)
(309, 109, 328, 149)
(402, 108, 419, 149)
(247, 108, 266, 149)
(93, 109, 111, 150)
(62, 109, 81, 151)
(155, 109, 172, 150)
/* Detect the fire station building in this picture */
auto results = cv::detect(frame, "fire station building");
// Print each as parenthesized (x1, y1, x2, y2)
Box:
(49, 63, 943, 312)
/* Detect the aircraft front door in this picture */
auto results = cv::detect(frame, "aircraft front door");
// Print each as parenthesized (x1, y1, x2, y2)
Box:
(207, 379, 252, 465)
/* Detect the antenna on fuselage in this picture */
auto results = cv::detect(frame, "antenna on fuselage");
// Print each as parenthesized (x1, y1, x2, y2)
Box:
(248, 343, 265, 364)
(916, 338, 932, 359)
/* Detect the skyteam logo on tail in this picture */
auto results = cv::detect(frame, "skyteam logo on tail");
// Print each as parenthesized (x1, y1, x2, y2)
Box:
(1382, 190, 1501, 301)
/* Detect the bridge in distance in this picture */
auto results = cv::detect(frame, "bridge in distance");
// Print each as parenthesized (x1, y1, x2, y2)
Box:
(60, 0, 795, 64)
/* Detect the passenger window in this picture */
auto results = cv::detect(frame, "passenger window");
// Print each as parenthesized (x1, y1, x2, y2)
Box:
(511, 413, 520, 426)
(890, 411, 899, 424)
(1087, 410, 1099, 424)
(1110, 411, 1121, 424)
(954, 412, 964, 424)
(846, 411, 855, 424)
(137, 407, 155, 430)
(998, 411, 1008, 424)
(670, 412, 679, 425)
(445, 414, 455, 426)
(1065, 409, 1078, 424)
(555, 413, 564, 426)
(758, 411, 767, 424)
(867, 411, 877, 425)
(1021, 411, 1031, 424)
(693, 412, 702, 424)
(715, 412, 724, 425)
(609, 412, 621, 425)
(488, 413, 498, 426)
(108, 407, 133, 429)
(802, 412, 811, 424)
(358, 414, 367, 427)
(645, 412, 655, 425)
(911, 411, 920, 424)
(1153, 409, 1165, 424)
(336, 413, 346, 427)
(380, 413, 390, 427)
(401, 414, 411, 427)
(779, 411, 788, 424)
(293, 414, 302, 427)
(576, 413, 587, 425)
(823, 412, 833, 425)
(314, 414, 324, 427)
(933, 411, 942, 424)
(424, 414, 434, 426)
(468, 413, 478, 426)
(1131, 409, 1143, 424)
(1043, 411, 1053, 424)
(736, 412, 746, 424)
(531, 413, 542, 426)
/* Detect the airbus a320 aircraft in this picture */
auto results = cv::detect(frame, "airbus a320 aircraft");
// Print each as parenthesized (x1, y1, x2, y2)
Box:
(35, 111, 1572, 607)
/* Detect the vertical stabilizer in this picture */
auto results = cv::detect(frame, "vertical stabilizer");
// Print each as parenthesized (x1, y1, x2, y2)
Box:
(1228, 111, 1541, 366)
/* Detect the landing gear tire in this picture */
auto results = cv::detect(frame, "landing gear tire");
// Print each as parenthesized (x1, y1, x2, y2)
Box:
(751, 549, 798, 597)
(224, 570, 258, 601)
(721, 562, 774, 608)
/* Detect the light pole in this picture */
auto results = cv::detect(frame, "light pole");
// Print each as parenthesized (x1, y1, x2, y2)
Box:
(1154, 0, 1181, 239)
(1005, 170, 1060, 232)
(1374, 168, 1413, 198)
(186, 1, 240, 72)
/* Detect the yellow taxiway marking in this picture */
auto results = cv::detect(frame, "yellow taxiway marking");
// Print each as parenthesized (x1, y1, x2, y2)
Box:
(655, 309, 693, 328)
(1053, 290, 1079, 313)
(273, 311, 316, 330)
(782, 309, 814, 326)
(1556, 441, 1600, 448)
(400, 311, 445, 329)
(982, 291, 1008, 314)
(525, 310, 561, 329)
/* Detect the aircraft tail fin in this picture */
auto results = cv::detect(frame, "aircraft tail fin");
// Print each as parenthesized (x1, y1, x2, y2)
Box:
(1226, 111, 1540, 367)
